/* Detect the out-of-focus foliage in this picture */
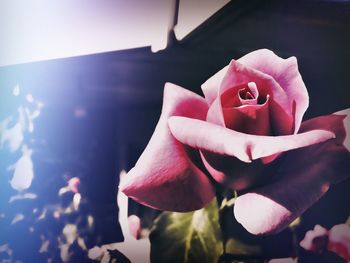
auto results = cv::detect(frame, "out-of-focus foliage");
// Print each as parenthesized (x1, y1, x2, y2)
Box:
(149, 199, 223, 263)
(88, 174, 150, 263)
(0, 85, 95, 262)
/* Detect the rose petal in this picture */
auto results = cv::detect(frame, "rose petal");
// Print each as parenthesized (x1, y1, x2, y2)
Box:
(168, 117, 334, 163)
(299, 109, 350, 183)
(238, 49, 309, 133)
(299, 225, 329, 253)
(200, 151, 267, 191)
(220, 83, 270, 136)
(202, 50, 308, 135)
(234, 109, 350, 235)
(120, 83, 215, 212)
(169, 116, 334, 190)
(221, 83, 260, 108)
(223, 96, 271, 135)
(206, 95, 225, 126)
(219, 59, 294, 135)
(328, 224, 350, 261)
(201, 65, 229, 105)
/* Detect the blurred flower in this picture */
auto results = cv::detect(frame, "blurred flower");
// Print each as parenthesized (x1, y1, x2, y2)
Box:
(60, 243, 71, 263)
(88, 173, 150, 262)
(88, 246, 104, 261)
(68, 177, 80, 194)
(26, 93, 34, 103)
(1, 92, 43, 151)
(9, 145, 34, 191)
(300, 224, 328, 253)
(59, 177, 80, 196)
(328, 224, 350, 261)
(128, 215, 141, 239)
(11, 214, 25, 225)
(63, 224, 78, 245)
(300, 223, 350, 262)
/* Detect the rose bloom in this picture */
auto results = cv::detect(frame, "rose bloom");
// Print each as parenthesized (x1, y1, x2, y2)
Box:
(120, 49, 350, 235)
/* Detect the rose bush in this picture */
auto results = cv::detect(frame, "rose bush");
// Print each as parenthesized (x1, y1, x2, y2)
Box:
(120, 49, 350, 235)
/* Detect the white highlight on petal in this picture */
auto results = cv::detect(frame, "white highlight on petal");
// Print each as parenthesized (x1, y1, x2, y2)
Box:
(247, 81, 257, 91)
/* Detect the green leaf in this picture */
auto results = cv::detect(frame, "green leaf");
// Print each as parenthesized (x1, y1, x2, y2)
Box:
(225, 238, 262, 257)
(149, 199, 223, 263)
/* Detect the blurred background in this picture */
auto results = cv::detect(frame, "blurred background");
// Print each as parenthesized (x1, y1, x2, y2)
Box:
(0, 0, 350, 262)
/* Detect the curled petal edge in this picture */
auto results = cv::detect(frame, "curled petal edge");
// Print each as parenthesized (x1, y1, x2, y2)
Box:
(234, 109, 350, 235)
(168, 116, 335, 163)
(120, 83, 215, 212)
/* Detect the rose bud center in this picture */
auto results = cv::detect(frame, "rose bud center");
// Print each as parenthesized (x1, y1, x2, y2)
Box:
(221, 81, 271, 136)
(238, 82, 259, 105)
(201, 82, 273, 190)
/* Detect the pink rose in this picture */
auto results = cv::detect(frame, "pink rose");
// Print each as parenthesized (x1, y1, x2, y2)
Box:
(120, 49, 350, 235)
